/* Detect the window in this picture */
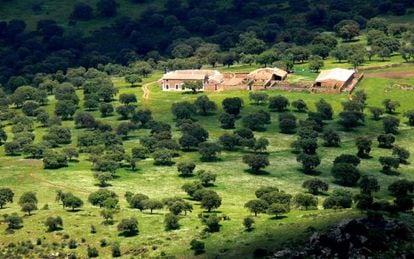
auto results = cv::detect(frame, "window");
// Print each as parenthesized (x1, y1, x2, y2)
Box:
(175, 84, 179, 89)
(165, 84, 169, 90)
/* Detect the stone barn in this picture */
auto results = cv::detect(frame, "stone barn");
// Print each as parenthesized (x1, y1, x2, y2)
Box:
(313, 68, 356, 93)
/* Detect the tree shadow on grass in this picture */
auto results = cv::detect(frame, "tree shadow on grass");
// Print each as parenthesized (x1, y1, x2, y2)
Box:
(142, 212, 164, 216)
(200, 158, 222, 163)
(182, 148, 198, 152)
(68, 159, 80, 163)
(269, 215, 287, 220)
(382, 170, 400, 176)
(301, 170, 322, 176)
(202, 210, 223, 214)
(154, 162, 176, 166)
(118, 231, 139, 237)
(66, 209, 82, 213)
(181, 91, 200, 95)
(102, 220, 115, 226)
(245, 169, 270, 176)
(46, 227, 63, 232)
(94, 183, 113, 187)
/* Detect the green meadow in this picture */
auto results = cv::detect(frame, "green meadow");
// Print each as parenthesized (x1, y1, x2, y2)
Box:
(1, 64, 414, 257)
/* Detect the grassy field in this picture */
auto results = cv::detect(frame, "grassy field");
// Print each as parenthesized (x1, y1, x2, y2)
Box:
(1, 66, 414, 257)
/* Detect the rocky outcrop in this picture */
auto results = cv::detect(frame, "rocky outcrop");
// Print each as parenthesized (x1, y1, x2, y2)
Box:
(272, 216, 413, 259)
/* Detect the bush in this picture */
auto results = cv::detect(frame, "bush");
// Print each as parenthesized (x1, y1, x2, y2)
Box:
(219, 112, 235, 129)
(333, 154, 360, 166)
(200, 190, 222, 212)
(153, 149, 174, 165)
(267, 203, 290, 217)
(198, 142, 221, 161)
(323, 189, 353, 209)
(99, 103, 114, 117)
(112, 242, 121, 257)
(269, 95, 289, 112)
(71, 3, 93, 20)
(68, 239, 77, 249)
(117, 217, 139, 236)
(201, 213, 221, 232)
(44, 216, 63, 232)
(222, 97, 243, 116)
(43, 151, 68, 169)
(243, 217, 255, 231)
(383, 116, 400, 134)
(379, 156, 400, 174)
(331, 163, 360, 186)
(4, 213, 23, 230)
(302, 178, 329, 195)
(87, 246, 99, 258)
(190, 239, 205, 255)
(242, 154, 269, 173)
(244, 199, 269, 216)
(177, 162, 196, 177)
(164, 213, 180, 230)
(322, 129, 341, 147)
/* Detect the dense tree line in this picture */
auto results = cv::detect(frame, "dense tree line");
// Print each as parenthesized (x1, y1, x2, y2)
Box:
(1, 1, 414, 92)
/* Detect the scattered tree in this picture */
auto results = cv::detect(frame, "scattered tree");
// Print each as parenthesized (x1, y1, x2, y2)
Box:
(242, 154, 269, 173)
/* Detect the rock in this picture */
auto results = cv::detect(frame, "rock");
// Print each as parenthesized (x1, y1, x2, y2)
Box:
(270, 217, 413, 259)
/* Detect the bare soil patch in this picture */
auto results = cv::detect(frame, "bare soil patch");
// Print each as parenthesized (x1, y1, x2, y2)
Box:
(365, 70, 414, 79)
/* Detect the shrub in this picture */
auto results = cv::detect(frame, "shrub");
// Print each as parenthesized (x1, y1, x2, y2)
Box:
(331, 163, 360, 186)
(87, 246, 99, 258)
(242, 154, 269, 173)
(323, 189, 353, 209)
(267, 203, 290, 218)
(190, 239, 205, 255)
(112, 242, 121, 257)
(177, 162, 196, 177)
(44, 216, 63, 232)
(164, 213, 180, 230)
(117, 217, 139, 236)
(269, 95, 289, 112)
(243, 217, 255, 231)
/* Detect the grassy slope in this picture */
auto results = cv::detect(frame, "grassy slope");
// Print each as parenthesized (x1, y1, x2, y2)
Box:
(0, 66, 414, 257)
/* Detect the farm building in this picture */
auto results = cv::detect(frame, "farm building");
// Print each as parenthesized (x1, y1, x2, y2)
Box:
(313, 68, 356, 92)
(244, 67, 288, 90)
(159, 67, 288, 91)
(158, 69, 223, 91)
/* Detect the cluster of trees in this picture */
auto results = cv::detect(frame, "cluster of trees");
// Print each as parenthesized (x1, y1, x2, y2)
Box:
(1, 0, 414, 95)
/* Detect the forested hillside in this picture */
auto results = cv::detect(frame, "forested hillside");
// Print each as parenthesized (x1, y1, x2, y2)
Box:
(0, 0, 414, 92)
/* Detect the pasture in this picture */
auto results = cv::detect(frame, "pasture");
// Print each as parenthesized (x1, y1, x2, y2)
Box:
(1, 65, 414, 257)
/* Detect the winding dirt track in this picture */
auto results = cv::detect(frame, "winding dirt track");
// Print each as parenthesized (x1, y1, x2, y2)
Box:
(142, 82, 152, 100)
(29, 172, 89, 194)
